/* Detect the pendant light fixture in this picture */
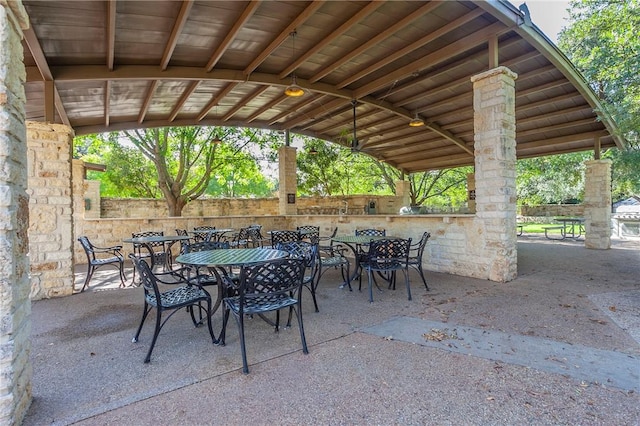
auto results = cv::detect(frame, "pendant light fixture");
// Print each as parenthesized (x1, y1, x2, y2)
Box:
(409, 112, 424, 127)
(285, 31, 304, 97)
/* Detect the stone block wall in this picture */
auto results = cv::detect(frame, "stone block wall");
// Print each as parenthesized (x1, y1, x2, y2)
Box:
(99, 194, 402, 218)
(0, 2, 32, 424)
(584, 160, 612, 249)
(27, 122, 75, 299)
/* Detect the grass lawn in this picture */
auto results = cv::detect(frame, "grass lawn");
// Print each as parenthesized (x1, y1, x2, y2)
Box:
(519, 223, 559, 233)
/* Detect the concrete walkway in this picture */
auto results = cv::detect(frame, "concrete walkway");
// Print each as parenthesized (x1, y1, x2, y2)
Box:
(24, 237, 640, 425)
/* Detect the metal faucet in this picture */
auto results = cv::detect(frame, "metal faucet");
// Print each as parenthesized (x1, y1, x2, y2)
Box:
(339, 201, 348, 215)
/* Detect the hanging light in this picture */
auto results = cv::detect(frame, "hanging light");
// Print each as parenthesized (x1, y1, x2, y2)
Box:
(212, 135, 222, 144)
(409, 112, 424, 127)
(285, 31, 304, 97)
(309, 147, 318, 155)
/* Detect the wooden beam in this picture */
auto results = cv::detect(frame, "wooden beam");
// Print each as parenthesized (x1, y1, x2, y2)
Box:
(207, 1, 261, 71)
(138, 80, 158, 124)
(278, 1, 384, 79)
(244, 0, 325, 76)
(196, 83, 237, 121)
(161, 0, 194, 70)
(354, 22, 505, 98)
(222, 86, 269, 121)
(488, 35, 499, 68)
(338, 8, 484, 88)
(44, 80, 55, 123)
(104, 80, 111, 127)
(169, 81, 200, 122)
(106, 0, 116, 70)
(310, 2, 442, 83)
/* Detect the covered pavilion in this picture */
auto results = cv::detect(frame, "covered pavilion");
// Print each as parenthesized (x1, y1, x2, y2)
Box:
(0, 1, 628, 423)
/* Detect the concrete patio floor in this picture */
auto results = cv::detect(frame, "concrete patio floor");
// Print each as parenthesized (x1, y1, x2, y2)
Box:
(24, 236, 640, 425)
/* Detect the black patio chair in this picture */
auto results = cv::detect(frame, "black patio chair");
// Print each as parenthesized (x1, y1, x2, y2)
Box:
(130, 255, 216, 363)
(193, 225, 216, 242)
(275, 240, 320, 314)
(130, 231, 172, 284)
(77, 236, 127, 292)
(246, 226, 268, 248)
(354, 228, 387, 274)
(297, 225, 320, 243)
(181, 240, 233, 319)
(270, 230, 301, 248)
(359, 238, 412, 303)
(407, 231, 431, 290)
(220, 257, 308, 374)
(317, 239, 352, 291)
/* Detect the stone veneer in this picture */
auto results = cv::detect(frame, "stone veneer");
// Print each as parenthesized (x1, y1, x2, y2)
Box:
(27, 122, 75, 299)
(0, 2, 32, 424)
(471, 66, 518, 282)
(584, 159, 612, 249)
(278, 145, 297, 215)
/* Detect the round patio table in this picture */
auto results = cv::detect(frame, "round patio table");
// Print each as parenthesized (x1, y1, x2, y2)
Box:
(175, 248, 290, 316)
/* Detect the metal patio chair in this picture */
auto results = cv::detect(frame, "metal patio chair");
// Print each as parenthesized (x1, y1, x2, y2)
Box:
(359, 237, 412, 303)
(77, 236, 127, 292)
(219, 257, 308, 374)
(130, 255, 217, 363)
(407, 231, 431, 290)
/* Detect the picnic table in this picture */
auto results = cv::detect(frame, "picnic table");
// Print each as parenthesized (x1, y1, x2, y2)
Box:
(544, 217, 585, 240)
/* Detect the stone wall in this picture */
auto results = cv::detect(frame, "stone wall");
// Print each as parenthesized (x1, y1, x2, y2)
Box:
(518, 204, 585, 217)
(100, 194, 402, 218)
(0, 2, 32, 424)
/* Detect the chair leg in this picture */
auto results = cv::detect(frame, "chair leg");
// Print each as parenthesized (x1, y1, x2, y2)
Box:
(367, 269, 374, 303)
(236, 313, 250, 374)
(404, 269, 412, 301)
(144, 308, 163, 363)
(132, 303, 151, 343)
(219, 306, 230, 346)
(293, 304, 309, 354)
(204, 298, 218, 344)
(417, 264, 429, 291)
(118, 261, 127, 288)
(80, 266, 94, 292)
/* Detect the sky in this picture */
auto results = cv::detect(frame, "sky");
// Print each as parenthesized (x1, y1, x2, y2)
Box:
(517, 0, 572, 42)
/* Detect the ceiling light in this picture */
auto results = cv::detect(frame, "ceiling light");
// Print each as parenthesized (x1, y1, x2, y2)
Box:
(212, 136, 222, 144)
(309, 147, 318, 155)
(409, 113, 424, 127)
(284, 30, 304, 97)
(285, 75, 304, 97)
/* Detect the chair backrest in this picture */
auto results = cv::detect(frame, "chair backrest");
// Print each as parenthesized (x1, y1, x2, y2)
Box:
(236, 258, 306, 314)
(175, 228, 189, 237)
(132, 231, 164, 248)
(411, 232, 431, 259)
(77, 236, 95, 262)
(182, 240, 230, 255)
(275, 241, 319, 280)
(355, 228, 386, 237)
(193, 225, 216, 242)
(129, 254, 163, 302)
(297, 225, 320, 244)
(367, 238, 412, 264)
(270, 230, 301, 247)
(246, 227, 265, 248)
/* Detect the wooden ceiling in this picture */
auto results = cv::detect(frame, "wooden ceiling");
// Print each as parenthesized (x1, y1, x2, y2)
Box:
(21, 0, 624, 173)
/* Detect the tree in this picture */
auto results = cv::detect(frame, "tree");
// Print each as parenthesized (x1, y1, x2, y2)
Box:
(558, 0, 640, 200)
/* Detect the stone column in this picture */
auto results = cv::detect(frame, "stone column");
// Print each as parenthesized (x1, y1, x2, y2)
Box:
(395, 180, 411, 210)
(584, 159, 611, 249)
(0, 2, 32, 424)
(471, 66, 518, 282)
(27, 121, 75, 299)
(278, 145, 297, 215)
